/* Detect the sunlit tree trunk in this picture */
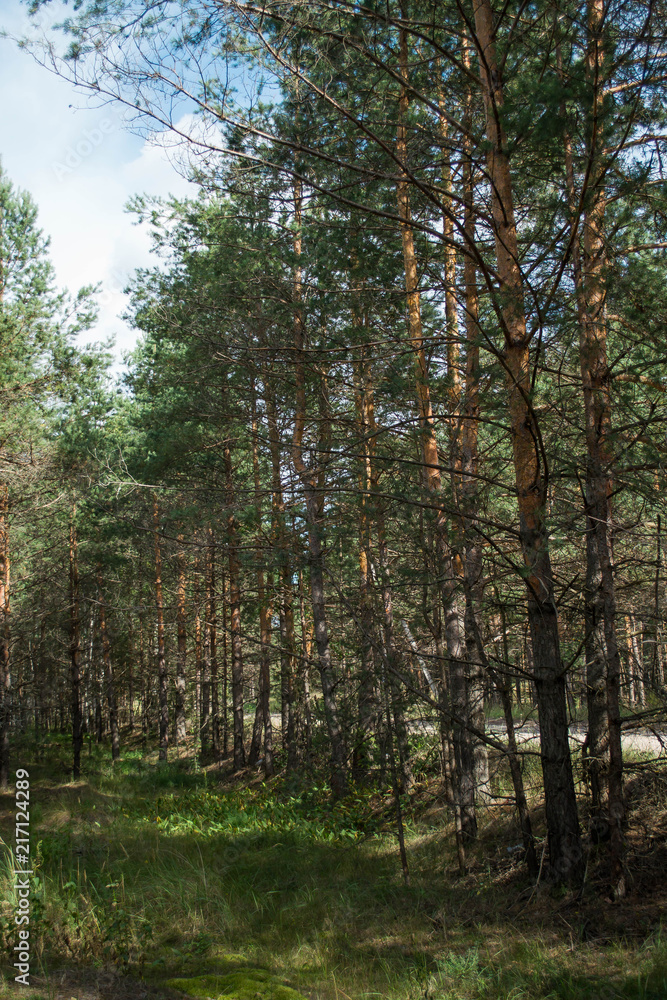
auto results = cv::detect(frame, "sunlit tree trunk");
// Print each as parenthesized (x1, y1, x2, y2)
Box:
(559, 0, 624, 888)
(472, 0, 583, 881)
(580, 0, 624, 893)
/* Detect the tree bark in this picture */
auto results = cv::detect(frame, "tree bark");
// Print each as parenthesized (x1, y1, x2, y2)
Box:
(250, 384, 274, 775)
(174, 537, 188, 744)
(459, 35, 489, 807)
(360, 355, 412, 790)
(399, 25, 474, 805)
(221, 564, 229, 756)
(69, 508, 83, 779)
(194, 548, 205, 755)
(153, 496, 169, 761)
(562, 0, 625, 891)
(97, 566, 119, 761)
(472, 0, 583, 882)
(265, 372, 296, 769)
(290, 177, 347, 795)
(224, 439, 246, 770)
(353, 347, 381, 779)
(127, 609, 135, 733)
(297, 564, 313, 753)
(559, 25, 612, 822)
(208, 530, 220, 756)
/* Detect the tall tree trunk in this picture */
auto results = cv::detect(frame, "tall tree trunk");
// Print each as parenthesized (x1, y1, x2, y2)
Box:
(249, 665, 265, 767)
(153, 496, 169, 762)
(138, 550, 148, 742)
(265, 373, 295, 767)
(35, 598, 46, 758)
(441, 127, 479, 827)
(174, 537, 188, 744)
(224, 439, 246, 770)
(290, 177, 347, 795)
(647, 516, 662, 692)
(472, 0, 583, 882)
(399, 24, 471, 803)
(584, 0, 625, 884)
(559, 31, 610, 822)
(360, 358, 411, 789)
(250, 382, 274, 775)
(194, 549, 205, 756)
(396, 25, 441, 498)
(469, 610, 539, 877)
(128, 610, 135, 733)
(221, 564, 229, 756)
(208, 530, 220, 757)
(459, 37, 490, 806)
(97, 566, 119, 761)
(445, 128, 484, 833)
(200, 548, 211, 754)
(297, 564, 313, 753)
(561, 0, 625, 890)
(301, 482, 347, 793)
(353, 347, 380, 779)
(499, 678, 539, 876)
(92, 614, 105, 743)
(630, 618, 646, 708)
(69, 508, 83, 779)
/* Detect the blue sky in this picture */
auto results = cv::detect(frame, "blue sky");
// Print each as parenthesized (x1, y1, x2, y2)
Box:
(0, 1, 196, 361)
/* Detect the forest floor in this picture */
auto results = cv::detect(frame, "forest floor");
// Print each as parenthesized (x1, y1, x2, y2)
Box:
(1, 732, 666, 1000)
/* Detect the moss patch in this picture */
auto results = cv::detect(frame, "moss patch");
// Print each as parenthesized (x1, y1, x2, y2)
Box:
(165, 972, 308, 1000)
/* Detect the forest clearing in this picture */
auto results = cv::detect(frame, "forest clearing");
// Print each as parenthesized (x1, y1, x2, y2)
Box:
(1, 1, 667, 997)
(1, 733, 667, 1000)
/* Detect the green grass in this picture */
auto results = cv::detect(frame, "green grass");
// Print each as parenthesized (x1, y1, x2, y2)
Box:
(1, 733, 666, 1000)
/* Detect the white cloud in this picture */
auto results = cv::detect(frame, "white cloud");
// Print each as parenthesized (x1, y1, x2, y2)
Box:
(0, 7, 198, 364)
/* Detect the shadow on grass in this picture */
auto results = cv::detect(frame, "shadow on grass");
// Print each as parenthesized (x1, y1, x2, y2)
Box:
(1, 743, 666, 1000)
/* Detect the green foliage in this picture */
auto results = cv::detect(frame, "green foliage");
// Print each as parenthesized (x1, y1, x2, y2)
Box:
(129, 778, 379, 844)
(166, 972, 308, 1000)
(3, 740, 667, 1000)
